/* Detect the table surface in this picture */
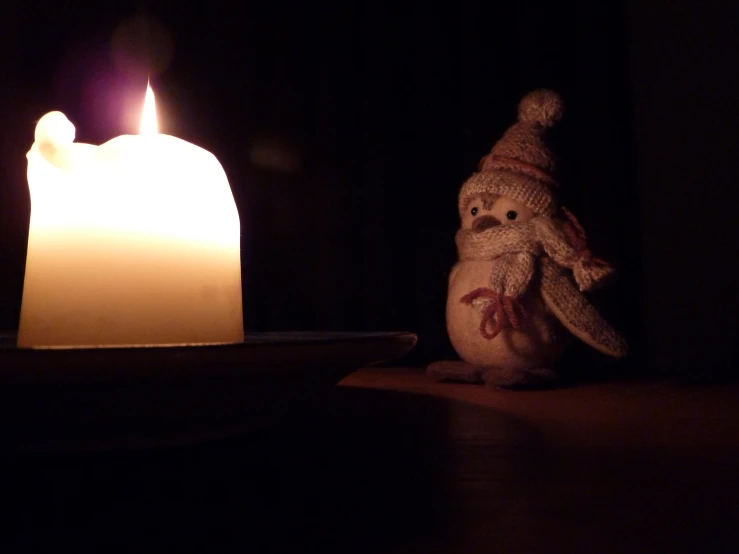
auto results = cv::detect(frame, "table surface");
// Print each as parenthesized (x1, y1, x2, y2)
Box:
(4, 366, 739, 554)
(340, 368, 739, 554)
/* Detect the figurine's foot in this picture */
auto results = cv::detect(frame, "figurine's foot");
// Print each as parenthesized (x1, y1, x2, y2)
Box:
(427, 360, 486, 384)
(482, 367, 559, 390)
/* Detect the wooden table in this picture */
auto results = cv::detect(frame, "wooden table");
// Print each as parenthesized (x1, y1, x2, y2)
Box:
(340, 367, 739, 553)
(3, 367, 738, 553)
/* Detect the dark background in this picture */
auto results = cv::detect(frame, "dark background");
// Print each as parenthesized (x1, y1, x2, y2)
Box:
(0, 1, 736, 379)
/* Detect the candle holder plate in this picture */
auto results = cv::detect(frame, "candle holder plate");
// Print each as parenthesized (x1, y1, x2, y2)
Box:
(0, 331, 417, 454)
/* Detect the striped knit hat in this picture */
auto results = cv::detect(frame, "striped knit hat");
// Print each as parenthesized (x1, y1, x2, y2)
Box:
(459, 89, 564, 217)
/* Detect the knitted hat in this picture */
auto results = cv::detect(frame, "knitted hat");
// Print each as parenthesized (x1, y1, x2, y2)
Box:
(459, 89, 564, 217)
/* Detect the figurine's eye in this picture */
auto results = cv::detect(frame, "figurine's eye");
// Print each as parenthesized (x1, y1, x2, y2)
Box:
(470, 207, 478, 216)
(506, 210, 518, 221)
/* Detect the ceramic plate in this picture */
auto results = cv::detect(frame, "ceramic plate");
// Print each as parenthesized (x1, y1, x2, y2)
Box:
(0, 331, 417, 454)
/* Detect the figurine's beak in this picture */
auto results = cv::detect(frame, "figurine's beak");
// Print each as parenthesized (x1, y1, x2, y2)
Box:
(472, 215, 500, 233)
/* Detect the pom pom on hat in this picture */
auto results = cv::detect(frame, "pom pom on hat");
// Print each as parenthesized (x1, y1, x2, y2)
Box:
(517, 89, 564, 128)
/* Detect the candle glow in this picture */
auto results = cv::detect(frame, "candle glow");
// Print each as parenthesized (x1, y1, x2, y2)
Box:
(17, 85, 244, 348)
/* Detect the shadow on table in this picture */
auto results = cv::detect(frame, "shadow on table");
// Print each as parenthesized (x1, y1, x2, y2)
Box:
(0, 385, 542, 554)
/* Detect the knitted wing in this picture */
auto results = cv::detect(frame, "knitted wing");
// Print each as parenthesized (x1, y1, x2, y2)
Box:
(538, 257, 628, 358)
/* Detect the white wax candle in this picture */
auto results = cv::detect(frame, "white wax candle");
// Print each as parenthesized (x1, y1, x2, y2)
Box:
(18, 85, 244, 348)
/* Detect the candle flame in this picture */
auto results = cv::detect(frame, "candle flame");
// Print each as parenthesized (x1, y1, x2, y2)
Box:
(140, 82, 158, 136)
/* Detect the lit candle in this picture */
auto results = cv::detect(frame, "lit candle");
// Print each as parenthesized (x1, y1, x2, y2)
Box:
(17, 84, 244, 348)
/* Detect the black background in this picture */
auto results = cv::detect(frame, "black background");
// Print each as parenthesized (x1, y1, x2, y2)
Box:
(0, 0, 736, 379)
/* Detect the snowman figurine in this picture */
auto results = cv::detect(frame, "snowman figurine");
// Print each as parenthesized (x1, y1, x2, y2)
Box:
(428, 89, 628, 389)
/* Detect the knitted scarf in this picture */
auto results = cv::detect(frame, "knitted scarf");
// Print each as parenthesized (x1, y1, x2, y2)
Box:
(455, 210, 627, 357)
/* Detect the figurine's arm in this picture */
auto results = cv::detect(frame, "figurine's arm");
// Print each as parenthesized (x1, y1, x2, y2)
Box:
(539, 258, 628, 358)
(448, 262, 461, 287)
